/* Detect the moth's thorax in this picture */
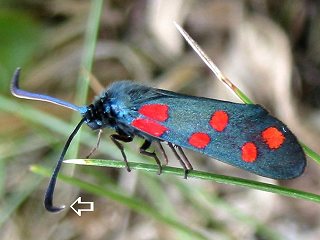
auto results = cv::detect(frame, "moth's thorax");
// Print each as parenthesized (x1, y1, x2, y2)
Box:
(82, 93, 116, 130)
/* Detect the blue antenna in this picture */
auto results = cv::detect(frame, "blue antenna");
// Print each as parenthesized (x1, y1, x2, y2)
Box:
(11, 68, 87, 114)
(45, 118, 86, 212)
(11, 68, 87, 212)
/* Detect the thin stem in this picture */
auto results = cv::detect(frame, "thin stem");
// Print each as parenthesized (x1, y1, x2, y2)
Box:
(63, 159, 320, 204)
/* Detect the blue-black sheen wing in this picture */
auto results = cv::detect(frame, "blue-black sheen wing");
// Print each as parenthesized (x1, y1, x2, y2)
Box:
(107, 81, 306, 179)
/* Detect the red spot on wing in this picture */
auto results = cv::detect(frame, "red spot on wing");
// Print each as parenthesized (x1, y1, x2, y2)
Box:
(139, 104, 169, 122)
(131, 118, 167, 137)
(210, 110, 229, 132)
(188, 132, 211, 149)
(241, 142, 257, 163)
(261, 127, 285, 149)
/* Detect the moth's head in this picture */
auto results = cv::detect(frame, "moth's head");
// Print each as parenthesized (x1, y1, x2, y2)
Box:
(82, 96, 114, 130)
(82, 104, 103, 130)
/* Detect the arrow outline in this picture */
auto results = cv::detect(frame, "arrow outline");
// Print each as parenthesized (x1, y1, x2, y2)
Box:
(70, 197, 94, 216)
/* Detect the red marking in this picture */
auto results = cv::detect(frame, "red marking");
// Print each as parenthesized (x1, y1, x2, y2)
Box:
(131, 118, 167, 137)
(241, 142, 257, 163)
(262, 127, 285, 149)
(210, 110, 229, 132)
(188, 132, 211, 149)
(139, 104, 169, 122)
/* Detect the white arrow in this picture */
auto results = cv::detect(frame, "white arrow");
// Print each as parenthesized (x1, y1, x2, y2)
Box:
(70, 197, 94, 216)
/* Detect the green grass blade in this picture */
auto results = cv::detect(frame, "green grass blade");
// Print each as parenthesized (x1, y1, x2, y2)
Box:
(70, 0, 104, 156)
(74, 0, 103, 107)
(64, 159, 320, 203)
(301, 143, 320, 164)
(233, 88, 253, 104)
(31, 165, 208, 240)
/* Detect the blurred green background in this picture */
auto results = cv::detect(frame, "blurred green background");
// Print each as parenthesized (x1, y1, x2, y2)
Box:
(1, 1, 320, 239)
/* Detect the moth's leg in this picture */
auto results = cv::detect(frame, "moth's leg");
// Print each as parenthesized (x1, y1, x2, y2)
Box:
(168, 143, 188, 179)
(139, 140, 162, 175)
(177, 146, 193, 171)
(86, 129, 103, 159)
(110, 134, 133, 172)
(157, 141, 168, 166)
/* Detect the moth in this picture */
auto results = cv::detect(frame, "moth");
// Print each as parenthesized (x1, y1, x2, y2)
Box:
(10, 24, 306, 212)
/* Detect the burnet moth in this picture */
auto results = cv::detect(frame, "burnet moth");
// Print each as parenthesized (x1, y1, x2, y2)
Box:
(11, 24, 306, 213)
